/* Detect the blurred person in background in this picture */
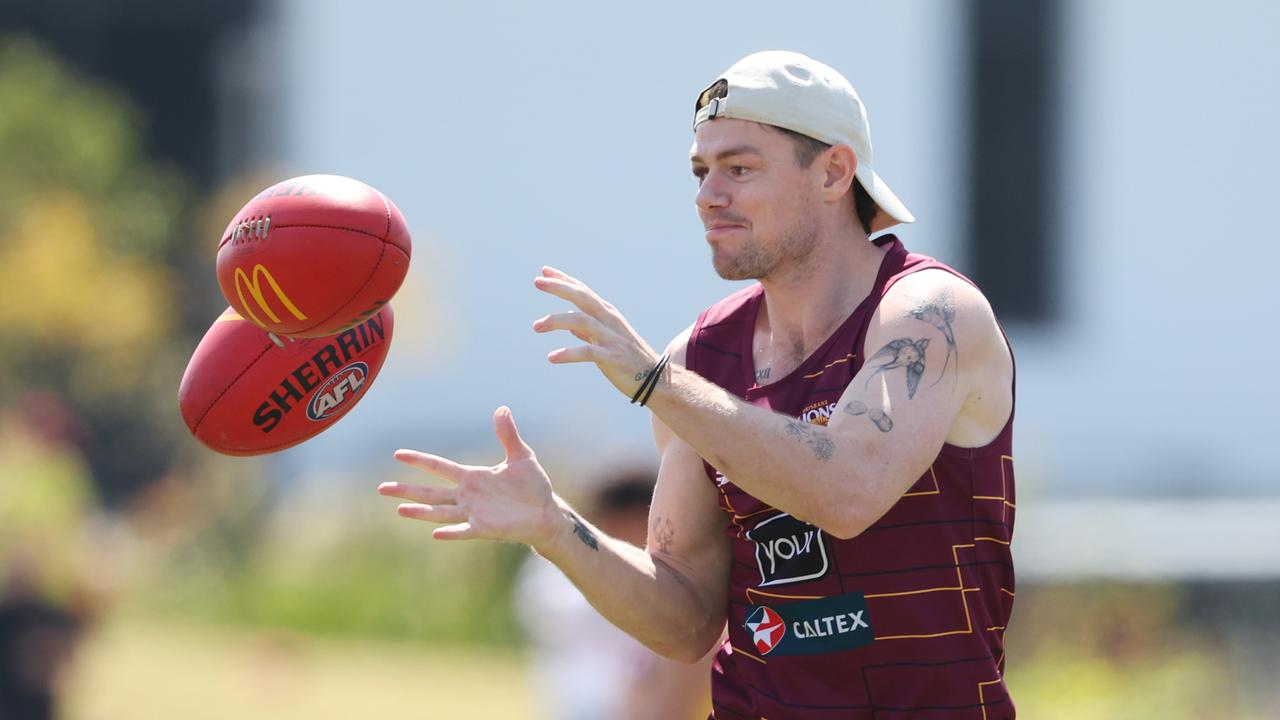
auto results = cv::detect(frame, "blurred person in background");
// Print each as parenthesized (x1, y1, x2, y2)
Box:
(383, 50, 1017, 719)
(515, 469, 712, 720)
(0, 559, 84, 720)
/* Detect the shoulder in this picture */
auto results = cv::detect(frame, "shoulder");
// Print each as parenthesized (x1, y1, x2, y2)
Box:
(693, 283, 761, 333)
(663, 325, 694, 367)
(669, 282, 760, 369)
(872, 267, 1013, 444)
(875, 267, 1000, 345)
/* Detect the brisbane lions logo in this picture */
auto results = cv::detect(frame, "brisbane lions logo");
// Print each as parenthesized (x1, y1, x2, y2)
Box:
(799, 400, 837, 426)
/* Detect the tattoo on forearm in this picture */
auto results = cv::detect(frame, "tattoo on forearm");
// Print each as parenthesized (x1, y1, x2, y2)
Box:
(865, 338, 929, 399)
(755, 367, 771, 383)
(653, 517, 675, 554)
(843, 400, 894, 432)
(784, 420, 835, 461)
(909, 292, 958, 386)
(568, 511, 599, 551)
(869, 408, 893, 433)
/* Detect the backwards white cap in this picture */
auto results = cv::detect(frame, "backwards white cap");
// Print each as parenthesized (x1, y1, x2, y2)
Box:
(694, 51, 914, 233)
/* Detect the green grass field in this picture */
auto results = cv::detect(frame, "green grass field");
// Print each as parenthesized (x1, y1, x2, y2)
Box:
(63, 603, 1274, 720)
(65, 618, 539, 720)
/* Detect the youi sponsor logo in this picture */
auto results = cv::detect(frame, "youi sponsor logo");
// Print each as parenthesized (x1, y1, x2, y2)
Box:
(746, 512, 829, 587)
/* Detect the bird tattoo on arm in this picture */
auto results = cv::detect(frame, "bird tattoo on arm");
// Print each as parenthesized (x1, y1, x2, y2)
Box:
(864, 338, 929, 399)
(909, 295, 958, 386)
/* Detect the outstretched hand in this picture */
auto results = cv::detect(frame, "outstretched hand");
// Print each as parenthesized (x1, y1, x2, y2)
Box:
(532, 266, 661, 399)
(380, 406, 560, 547)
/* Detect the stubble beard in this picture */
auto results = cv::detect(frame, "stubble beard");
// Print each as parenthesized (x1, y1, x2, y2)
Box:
(712, 214, 820, 282)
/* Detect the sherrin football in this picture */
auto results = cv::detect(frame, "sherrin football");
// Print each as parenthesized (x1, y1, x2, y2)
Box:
(216, 174, 411, 338)
(179, 304, 394, 456)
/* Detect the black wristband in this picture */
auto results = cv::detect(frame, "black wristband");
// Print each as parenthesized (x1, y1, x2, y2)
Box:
(637, 358, 666, 406)
(635, 353, 671, 407)
(630, 353, 670, 406)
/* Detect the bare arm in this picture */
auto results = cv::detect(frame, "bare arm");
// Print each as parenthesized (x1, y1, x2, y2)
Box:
(381, 336, 729, 662)
(534, 267, 1012, 540)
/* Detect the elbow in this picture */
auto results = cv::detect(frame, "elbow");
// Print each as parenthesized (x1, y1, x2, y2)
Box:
(804, 494, 878, 541)
(660, 630, 723, 664)
(814, 509, 875, 538)
(825, 518, 872, 541)
(811, 507, 871, 540)
(806, 459, 914, 540)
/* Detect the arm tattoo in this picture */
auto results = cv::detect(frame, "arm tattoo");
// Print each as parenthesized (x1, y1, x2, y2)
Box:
(868, 408, 893, 433)
(864, 338, 929, 399)
(909, 292, 958, 386)
(843, 400, 894, 432)
(653, 516, 675, 554)
(567, 511, 599, 551)
(784, 420, 835, 461)
(754, 367, 771, 383)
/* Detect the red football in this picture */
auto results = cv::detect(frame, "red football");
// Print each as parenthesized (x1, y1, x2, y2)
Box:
(179, 304, 395, 456)
(215, 174, 411, 338)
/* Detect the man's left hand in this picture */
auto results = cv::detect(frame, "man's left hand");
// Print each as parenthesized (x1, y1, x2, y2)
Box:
(532, 266, 660, 399)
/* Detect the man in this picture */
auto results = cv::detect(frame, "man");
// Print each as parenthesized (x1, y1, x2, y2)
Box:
(381, 51, 1017, 719)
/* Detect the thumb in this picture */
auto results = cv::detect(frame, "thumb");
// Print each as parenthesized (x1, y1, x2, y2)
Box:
(494, 406, 535, 461)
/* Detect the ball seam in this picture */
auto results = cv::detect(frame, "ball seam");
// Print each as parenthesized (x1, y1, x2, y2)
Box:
(190, 342, 275, 434)
(217, 223, 392, 251)
(295, 241, 397, 335)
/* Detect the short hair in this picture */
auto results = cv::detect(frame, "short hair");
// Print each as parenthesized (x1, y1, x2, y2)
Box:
(771, 126, 878, 235)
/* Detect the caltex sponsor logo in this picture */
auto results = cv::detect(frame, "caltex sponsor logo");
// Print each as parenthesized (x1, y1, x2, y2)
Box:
(744, 605, 786, 655)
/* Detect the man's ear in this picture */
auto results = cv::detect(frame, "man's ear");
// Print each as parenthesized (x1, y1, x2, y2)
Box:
(821, 144, 858, 202)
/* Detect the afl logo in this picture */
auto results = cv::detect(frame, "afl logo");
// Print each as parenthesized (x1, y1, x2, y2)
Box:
(307, 362, 369, 421)
(744, 605, 786, 655)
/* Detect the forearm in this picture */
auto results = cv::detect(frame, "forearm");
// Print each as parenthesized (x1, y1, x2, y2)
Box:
(532, 496, 724, 662)
(646, 365, 890, 537)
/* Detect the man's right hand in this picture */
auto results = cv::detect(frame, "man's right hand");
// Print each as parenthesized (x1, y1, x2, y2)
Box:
(380, 406, 564, 550)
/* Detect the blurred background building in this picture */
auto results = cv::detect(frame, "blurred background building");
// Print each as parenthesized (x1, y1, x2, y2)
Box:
(1, 0, 1277, 718)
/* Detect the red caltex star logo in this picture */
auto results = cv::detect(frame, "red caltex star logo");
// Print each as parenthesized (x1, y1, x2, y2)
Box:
(744, 605, 786, 655)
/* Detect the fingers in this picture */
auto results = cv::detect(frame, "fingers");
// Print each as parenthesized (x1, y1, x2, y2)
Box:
(377, 482, 458, 505)
(540, 266, 577, 283)
(393, 450, 474, 484)
(397, 503, 469, 524)
(493, 406, 535, 460)
(433, 522, 480, 541)
(547, 345, 597, 364)
(532, 310, 606, 341)
(534, 275, 610, 322)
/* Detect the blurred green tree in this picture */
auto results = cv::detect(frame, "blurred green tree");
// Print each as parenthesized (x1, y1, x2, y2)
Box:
(0, 36, 191, 502)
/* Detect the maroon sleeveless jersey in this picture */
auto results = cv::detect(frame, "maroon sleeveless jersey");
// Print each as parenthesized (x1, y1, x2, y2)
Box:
(687, 236, 1016, 720)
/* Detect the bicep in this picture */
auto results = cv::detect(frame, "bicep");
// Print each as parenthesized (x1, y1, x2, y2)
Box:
(827, 274, 976, 486)
(648, 330, 730, 624)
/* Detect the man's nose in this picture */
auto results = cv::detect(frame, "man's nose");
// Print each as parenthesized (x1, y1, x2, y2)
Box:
(696, 173, 730, 213)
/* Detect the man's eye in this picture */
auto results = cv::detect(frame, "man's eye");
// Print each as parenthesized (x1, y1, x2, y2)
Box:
(692, 169, 707, 184)
(731, 166, 750, 177)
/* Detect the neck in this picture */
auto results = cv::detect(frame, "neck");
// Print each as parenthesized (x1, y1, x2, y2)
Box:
(757, 227, 889, 357)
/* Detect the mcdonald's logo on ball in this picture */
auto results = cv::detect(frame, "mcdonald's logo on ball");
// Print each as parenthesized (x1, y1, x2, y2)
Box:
(232, 263, 309, 329)
(214, 174, 412, 339)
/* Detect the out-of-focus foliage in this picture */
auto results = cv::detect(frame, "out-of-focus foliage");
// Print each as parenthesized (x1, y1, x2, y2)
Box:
(0, 405, 97, 604)
(127, 475, 527, 646)
(1007, 583, 1278, 719)
(0, 37, 189, 499)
